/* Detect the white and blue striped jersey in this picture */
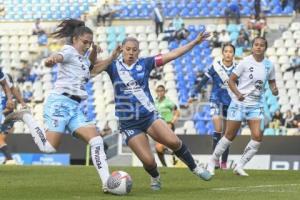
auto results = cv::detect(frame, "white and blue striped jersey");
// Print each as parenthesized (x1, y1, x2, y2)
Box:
(232, 55, 275, 106)
(205, 60, 237, 106)
(106, 55, 162, 120)
(53, 45, 91, 99)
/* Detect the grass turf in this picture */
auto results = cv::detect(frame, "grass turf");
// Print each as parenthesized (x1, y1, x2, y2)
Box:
(1, 166, 300, 200)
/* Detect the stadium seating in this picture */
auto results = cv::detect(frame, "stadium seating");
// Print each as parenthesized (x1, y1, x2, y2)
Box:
(114, 0, 293, 19)
(0, 0, 95, 21)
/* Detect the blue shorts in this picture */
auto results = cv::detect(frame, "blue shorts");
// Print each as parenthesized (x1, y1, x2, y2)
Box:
(210, 102, 229, 118)
(119, 112, 160, 144)
(44, 93, 94, 134)
(227, 101, 264, 121)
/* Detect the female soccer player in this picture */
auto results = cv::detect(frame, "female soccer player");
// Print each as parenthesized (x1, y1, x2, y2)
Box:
(155, 85, 180, 167)
(91, 31, 213, 191)
(5, 19, 120, 193)
(191, 43, 237, 169)
(207, 37, 278, 176)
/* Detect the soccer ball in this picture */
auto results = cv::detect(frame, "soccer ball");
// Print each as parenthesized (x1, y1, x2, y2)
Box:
(106, 171, 132, 195)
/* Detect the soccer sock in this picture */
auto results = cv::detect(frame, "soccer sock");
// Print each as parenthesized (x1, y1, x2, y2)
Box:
(221, 147, 229, 163)
(212, 132, 221, 151)
(22, 113, 56, 153)
(89, 136, 110, 185)
(174, 143, 197, 171)
(144, 164, 159, 178)
(0, 144, 13, 160)
(212, 136, 232, 161)
(237, 140, 261, 168)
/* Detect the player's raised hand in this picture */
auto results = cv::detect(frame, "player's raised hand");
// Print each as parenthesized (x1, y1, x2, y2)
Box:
(194, 31, 210, 45)
(112, 44, 122, 60)
(92, 42, 102, 53)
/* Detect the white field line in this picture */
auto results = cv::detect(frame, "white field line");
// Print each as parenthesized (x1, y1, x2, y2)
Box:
(212, 184, 300, 192)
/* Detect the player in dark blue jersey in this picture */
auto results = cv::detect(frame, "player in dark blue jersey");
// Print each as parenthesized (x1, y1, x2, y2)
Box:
(0, 73, 27, 165)
(92, 31, 213, 190)
(191, 44, 236, 169)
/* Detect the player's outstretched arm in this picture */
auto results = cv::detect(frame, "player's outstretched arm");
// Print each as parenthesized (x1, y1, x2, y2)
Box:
(269, 79, 278, 96)
(228, 73, 244, 101)
(189, 75, 209, 99)
(159, 31, 210, 66)
(44, 54, 63, 68)
(91, 45, 122, 76)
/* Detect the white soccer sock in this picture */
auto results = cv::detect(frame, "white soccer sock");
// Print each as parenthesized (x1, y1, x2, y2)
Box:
(237, 140, 261, 168)
(89, 136, 110, 186)
(22, 113, 56, 153)
(211, 136, 232, 161)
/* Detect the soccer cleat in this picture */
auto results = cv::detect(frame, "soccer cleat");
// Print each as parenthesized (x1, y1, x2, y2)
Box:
(193, 165, 213, 181)
(150, 176, 161, 191)
(220, 162, 227, 169)
(3, 109, 31, 124)
(4, 159, 18, 165)
(233, 166, 249, 176)
(102, 185, 109, 193)
(206, 159, 216, 176)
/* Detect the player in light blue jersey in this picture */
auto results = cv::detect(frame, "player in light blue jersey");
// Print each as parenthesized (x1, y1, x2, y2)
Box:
(207, 37, 278, 176)
(191, 43, 236, 169)
(4, 19, 120, 193)
(91, 32, 213, 191)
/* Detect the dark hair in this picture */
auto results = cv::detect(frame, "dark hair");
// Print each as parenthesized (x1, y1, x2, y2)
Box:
(156, 85, 165, 91)
(251, 36, 268, 49)
(51, 19, 93, 43)
(122, 37, 139, 46)
(222, 43, 235, 54)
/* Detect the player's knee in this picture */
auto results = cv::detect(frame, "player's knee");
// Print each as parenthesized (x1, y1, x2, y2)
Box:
(167, 139, 181, 151)
(251, 134, 262, 142)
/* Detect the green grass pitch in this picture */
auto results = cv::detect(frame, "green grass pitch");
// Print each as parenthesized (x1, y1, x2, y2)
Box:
(1, 166, 300, 200)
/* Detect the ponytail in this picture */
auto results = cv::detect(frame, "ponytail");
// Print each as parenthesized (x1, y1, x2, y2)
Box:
(52, 18, 93, 43)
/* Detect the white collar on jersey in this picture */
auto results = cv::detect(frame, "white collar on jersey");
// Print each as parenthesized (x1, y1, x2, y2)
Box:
(117, 55, 139, 70)
(215, 58, 236, 71)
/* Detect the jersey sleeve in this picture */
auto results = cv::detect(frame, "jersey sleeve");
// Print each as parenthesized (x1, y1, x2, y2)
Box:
(144, 54, 164, 71)
(105, 62, 114, 77)
(168, 99, 176, 110)
(268, 64, 275, 80)
(232, 61, 245, 77)
(205, 65, 215, 79)
(58, 45, 73, 63)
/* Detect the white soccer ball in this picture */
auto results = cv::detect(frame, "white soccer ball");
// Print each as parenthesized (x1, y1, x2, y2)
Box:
(107, 171, 132, 195)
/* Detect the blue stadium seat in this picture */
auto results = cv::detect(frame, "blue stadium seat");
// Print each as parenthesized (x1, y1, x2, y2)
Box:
(282, 5, 293, 14)
(271, 6, 282, 15)
(199, 7, 210, 16)
(190, 7, 200, 17)
(196, 120, 207, 135)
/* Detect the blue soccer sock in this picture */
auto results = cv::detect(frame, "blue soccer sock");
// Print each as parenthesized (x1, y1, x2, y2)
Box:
(212, 132, 221, 151)
(144, 165, 160, 178)
(174, 143, 197, 171)
(222, 147, 229, 163)
(0, 144, 13, 160)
